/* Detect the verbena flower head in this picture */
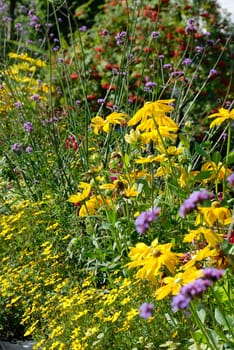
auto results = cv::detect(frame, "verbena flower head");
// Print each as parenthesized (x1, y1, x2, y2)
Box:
(11, 143, 23, 152)
(227, 173, 234, 187)
(139, 302, 154, 319)
(202, 267, 225, 281)
(179, 190, 213, 218)
(172, 268, 225, 312)
(135, 207, 161, 234)
(23, 122, 33, 133)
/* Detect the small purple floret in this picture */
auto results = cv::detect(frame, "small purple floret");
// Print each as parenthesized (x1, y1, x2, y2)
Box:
(135, 207, 161, 235)
(139, 302, 154, 319)
(179, 190, 213, 218)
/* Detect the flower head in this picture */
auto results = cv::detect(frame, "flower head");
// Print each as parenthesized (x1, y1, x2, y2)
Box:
(139, 302, 154, 319)
(227, 173, 234, 187)
(135, 207, 161, 234)
(208, 108, 234, 128)
(179, 190, 213, 218)
(23, 122, 33, 133)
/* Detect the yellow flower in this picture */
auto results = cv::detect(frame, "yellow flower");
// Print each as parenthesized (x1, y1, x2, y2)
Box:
(67, 182, 91, 204)
(183, 227, 223, 247)
(208, 108, 234, 128)
(201, 161, 232, 182)
(79, 195, 110, 216)
(91, 112, 128, 134)
(126, 238, 179, 282)
(183, 245, 218, 269)
(128, 99, 175, 129)
(124, 129, 141, 144)
(124, 184, 139, 197)
(196, 202, 232, 226)
(155, 267, 203, 300)
(135, 155, 164, 164)
(8, 52, 46, 67)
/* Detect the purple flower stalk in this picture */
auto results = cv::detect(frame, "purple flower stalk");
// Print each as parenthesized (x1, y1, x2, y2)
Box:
(11, 143, 23, 152)
(172, 268, 225, 312)
(182, 58, 192, 66)
(202, 268, 225, 281)
(139, 302, 154, 319)
(179, 190, 213, 218)
(227, 173, 234, 187)
(23, 122, 33, 133)
(135, 207, 161, 235)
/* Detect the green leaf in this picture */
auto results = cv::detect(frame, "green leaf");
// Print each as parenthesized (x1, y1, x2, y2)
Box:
(194, 170, 213, 180)
(194, 142, 210, 160)
(197, 308, 206, 323)
(215, 308, 234, 329)
(212, 151, 221, 164)
(224, 152, 234, 165)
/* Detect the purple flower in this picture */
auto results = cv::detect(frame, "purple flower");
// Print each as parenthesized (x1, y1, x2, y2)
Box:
(171, 293, 191, 312)
(163, 63, 172, 69)
(11, 143, 23, 152)
(135, 207, 161, 234)
(185, 18, 197, 34)
(170, 70, 184, 78)
(31, 94, 40, 101)
(195, 46, 203, 53)
(97, 98, 105, 105)
(14, 101, 22, 108)
(139, 302, 154, 319)
(79, 25, 87, 32)
(25, 146, 33, 153)
(115, 31, 127, 46)
(23, 122, 33, 133)
(172, 268, 225, 312)
(151, 31, 159, 38)
(179, 190, 213, 218)
(145, 81, 157, 88)
(227, 173, 234, 187)
(209, 69, 218, 78)
(202, 268, 225, 281)
(182, 58, 192, 66)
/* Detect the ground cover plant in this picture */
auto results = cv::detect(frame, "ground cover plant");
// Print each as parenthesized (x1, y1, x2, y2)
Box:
(0, 0, 234, 349)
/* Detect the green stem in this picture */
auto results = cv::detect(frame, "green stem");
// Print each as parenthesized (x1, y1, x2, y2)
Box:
(190, 303, 219, 350)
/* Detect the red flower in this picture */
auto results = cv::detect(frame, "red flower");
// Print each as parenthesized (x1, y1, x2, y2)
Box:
(70, 73, 79, 80)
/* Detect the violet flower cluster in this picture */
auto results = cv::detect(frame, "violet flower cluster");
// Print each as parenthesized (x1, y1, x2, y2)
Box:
(179, 190, 213, 218)
(139, 302, 154, 319)
(171, 268, 225, 312)
(135, 207, 161, 235)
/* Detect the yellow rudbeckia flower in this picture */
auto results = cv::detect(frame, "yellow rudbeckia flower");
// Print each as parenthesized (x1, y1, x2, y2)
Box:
(67, 182, 91, 204)
(155, 267, 203, 300)
(208, 108, 234, 128)
(91, 112, 128, 134)
(126, 238, 179, 282)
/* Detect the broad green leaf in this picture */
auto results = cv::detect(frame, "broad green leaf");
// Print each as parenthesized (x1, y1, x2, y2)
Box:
(195, 142, 210, 160)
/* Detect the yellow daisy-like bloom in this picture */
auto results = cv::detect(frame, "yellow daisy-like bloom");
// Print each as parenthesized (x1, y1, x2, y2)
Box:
(124, 129, 141, 144)
(208, 108, 234, 128)
(183, 245, 218, 270)
(196, 202, 232, 226)
(155, 267, 203, 300)
(79, 195, 111, 216)
(201, 161, 232, 182)
(91, 112, 128, 134)
(67, 182, 91, 204)
(183, 226, 223, 247)
(126, 238, 179, 282)
(128, 99, 175, 129)
(8, 52, 46, 67)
